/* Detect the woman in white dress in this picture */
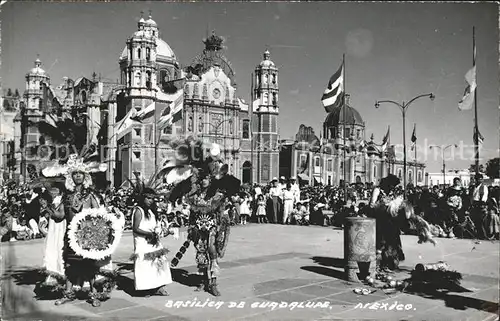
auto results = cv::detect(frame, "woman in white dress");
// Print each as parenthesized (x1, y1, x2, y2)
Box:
(42, 185, 66, 283)
(132, 187, 172, 296)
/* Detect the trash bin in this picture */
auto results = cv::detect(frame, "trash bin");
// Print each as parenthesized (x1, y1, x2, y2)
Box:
(344, 217, 376, 282)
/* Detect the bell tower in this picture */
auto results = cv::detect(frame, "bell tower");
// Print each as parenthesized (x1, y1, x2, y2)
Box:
(253, 50, 279, 183)
(118, 11, 159, 183)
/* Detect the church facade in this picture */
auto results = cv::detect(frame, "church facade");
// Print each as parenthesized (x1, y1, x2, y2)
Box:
(279, 95, 426, 187)
(106, 14, 280, 186)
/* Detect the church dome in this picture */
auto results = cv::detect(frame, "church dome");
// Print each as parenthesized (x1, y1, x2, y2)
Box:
(324, 97, 364, 127)
(28, 57, 47, 76)
(259, 50, 275, 68)
(156, 38, 176, 59)
(145, 13, 157, 27)
(119, 38, 176, 61)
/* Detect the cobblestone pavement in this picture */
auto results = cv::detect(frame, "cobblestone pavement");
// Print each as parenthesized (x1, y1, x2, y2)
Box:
(1, 224, 499, 320)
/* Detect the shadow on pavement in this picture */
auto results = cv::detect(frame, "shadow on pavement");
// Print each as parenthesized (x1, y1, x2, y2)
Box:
(171, 268, 203, 288)
(301, 266, 345, 280)
(1, 244, 66, 320)
(404, 286, 499, 314)
(115, 268, 202, 297)
(311, 256, 344, 269)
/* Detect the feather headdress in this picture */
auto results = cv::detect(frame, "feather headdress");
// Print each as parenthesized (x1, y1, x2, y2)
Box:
(127, 170, 169, 200)
(156, 136, 240, 205)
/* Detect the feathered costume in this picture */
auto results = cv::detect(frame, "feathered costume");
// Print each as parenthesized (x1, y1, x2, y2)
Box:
(159, 137, 240, 297)
(34, 113, 119, 307)
(127, 175, 172, 294)
(369, 175, 435, 271)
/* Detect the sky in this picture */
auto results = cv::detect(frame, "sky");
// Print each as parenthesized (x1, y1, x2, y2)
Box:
(1, 1, 499, 173)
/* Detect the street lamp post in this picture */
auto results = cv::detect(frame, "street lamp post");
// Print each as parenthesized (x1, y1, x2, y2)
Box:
(375, 93, 434, 199)
(429, 144, 457, 188)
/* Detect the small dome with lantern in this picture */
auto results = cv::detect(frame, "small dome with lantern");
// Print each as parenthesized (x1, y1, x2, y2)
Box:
(259, 50, 276, 68)
(28, 57, 48, 77)
(145, 13, 157, 27)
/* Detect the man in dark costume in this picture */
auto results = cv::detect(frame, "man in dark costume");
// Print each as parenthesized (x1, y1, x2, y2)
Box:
(164, 139, 238, 297)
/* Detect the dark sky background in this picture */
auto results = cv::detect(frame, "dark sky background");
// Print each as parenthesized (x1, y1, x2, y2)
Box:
(2, 2, 498, 173)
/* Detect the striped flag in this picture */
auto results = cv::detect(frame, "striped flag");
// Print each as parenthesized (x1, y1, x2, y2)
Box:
(411, 124, 417, 151)
(458, 42, 477, 111)
(113, 108, 138, 140)
(321, 61, 344, 113)
(157, 89, 184, 131)
(131, 101, 156, 123)
(381, 126, 390, 150)
(44, 113, 57, 127)
(473, 126, 484, 146)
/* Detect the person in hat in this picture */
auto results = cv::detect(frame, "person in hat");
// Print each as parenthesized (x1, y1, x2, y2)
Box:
(470, 173, 488, 239)
(54, 160, 102, 306)
(268, 178, 281, 224)
(278, 176, 286, 221)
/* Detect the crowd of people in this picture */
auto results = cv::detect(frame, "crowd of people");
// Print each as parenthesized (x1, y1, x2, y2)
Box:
(2, 174, 498, 244)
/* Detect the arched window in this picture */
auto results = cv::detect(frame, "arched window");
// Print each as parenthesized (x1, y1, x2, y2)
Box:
(272, 93, 277, 106)
(417, 170, 422, 182)
(408, 170, 413, 183)
(263, 93, 269, 105)
(135, 72, 141, 87)
(242, 119, 250, 139)
(397, 168, 402, 179)
(373, 165, 377, 178)
(146, 71, 152, 90)
(146, 48, 151, 61)
(272, 74, 277, 84)
(137, 48, 141, 59)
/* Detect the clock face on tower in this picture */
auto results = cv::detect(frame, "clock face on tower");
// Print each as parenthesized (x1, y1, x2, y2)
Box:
(212, 88, 221, 99)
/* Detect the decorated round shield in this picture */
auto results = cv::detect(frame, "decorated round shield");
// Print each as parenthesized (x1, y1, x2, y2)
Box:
(68, 207, 123, 260)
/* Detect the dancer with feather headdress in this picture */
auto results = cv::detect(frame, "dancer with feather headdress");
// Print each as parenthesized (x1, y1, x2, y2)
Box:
(128, 173, 173, 296)
(368, 174, 435, 272)
(35, 113, 120, 307)
(160, 136, 240, 297)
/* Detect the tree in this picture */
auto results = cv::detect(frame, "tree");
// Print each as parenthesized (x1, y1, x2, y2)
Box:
(485, 158, 500, 179)
(468, 163, 484, 173)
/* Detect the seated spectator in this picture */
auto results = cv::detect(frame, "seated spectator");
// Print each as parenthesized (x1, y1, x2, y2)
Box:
(0, 207, 14, 242)
(293, 201, 310, 226)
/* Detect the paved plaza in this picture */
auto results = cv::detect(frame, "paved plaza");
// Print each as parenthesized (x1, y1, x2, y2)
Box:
(1, 224, 499, 321)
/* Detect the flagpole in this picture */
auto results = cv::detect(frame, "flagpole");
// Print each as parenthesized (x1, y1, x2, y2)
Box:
(342, 53, 347, 203)
(250, 73, 254, 184)
(414, 123, 417, 186)
(154, 96, 158, 172)
(472, 26, 479, 174)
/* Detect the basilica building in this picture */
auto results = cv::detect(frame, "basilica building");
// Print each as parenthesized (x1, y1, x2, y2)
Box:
(10, 13, 279, 186)
(279, 95, 426, 186)
(105, 14, 280, 186)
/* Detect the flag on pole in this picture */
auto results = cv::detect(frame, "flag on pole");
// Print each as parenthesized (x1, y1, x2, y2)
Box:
(458, 43, 477, 111)
(321, 61, 344, 113)
(381, 126, 390, 150)
(473, 126, 484, 146)
(157, 89, 184, 131)
(113, 108, 138, 140)
(131, 101, 156, 123)
(411, 124, 417, 151)
(44, 113, 57, 128)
